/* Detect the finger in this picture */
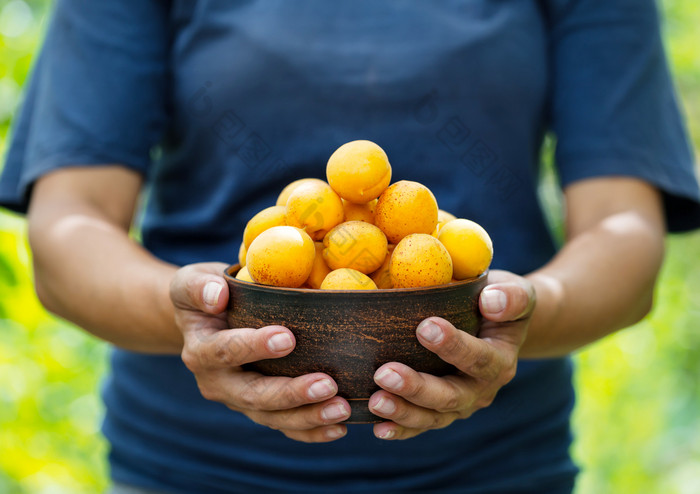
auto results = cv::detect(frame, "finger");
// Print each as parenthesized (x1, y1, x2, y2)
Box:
(170, 263, 230, 315)
(372, 422, 425, 441)
(415, 317, 512, 381)
(175, 305, 230, 337)
(281, 425, 348, 443)
(479, 281, 535, 323)
(373, 362, 481, 412)
(182, 325, 295, 371)
(246, 396, 352, 431)
(222, 371, 343, 411)
(368, 390, 461, 430)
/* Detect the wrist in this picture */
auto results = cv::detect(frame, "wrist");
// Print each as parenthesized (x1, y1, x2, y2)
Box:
(519, 271, 566, 358)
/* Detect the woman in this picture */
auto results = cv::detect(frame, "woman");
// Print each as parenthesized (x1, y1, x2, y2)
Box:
(1, 1, 698, 492)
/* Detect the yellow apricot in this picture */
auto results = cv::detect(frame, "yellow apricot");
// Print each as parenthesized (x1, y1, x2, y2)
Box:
(235, 266, 254, 282)
(375, 180, 438, 244)
(238, 242, 247, 267)
(286, 181, 344, 238)
(438, 209, 457, 224)
(438, 219, 493, 279)
(390, 234, 453, 288)
(242, 205, 287, 249)
(246, 226, 315, 287)
(370, 244, 396, 289)
(322, 221, 387, 274)
(342, 198, 376, 224)
(309, 228, 330, 242)
(320, 268, 378, 290)
(432, 210, 458, 237)
(306, 242, 332, 289)
(276, 178, 327, 206)
(326, 140, 392, 204)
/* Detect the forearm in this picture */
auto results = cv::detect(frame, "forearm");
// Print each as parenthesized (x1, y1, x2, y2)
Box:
(29, 203, 181, 353)
(28, 167, 183, 354)
(520, 209, 664, 358)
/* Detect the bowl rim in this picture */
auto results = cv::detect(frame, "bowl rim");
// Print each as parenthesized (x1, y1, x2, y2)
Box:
(224, 264, 488, 295)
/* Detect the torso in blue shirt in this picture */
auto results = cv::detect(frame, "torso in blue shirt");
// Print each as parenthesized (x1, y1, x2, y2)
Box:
(104, 2, 576, 492)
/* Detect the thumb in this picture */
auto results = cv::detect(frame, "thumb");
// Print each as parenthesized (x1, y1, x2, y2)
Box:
(479, 281, 535, 322)
(170, 263, 230, 314)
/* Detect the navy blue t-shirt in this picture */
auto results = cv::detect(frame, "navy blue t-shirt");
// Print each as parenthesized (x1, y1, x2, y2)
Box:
(2, 1, 699, 492)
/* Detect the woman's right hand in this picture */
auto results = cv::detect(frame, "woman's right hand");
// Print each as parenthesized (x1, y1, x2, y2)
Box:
(170, 262, 351, 442)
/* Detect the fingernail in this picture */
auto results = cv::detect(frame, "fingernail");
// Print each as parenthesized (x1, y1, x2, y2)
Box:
(417, 320, 443, 344)
(375, 368, 403, 390)
(308, 379, 335, 400)
(481, 288, 507, 313)
(371, 397, 396, 415)
(378, 429, 396, 440)
(326, 426, 346, 439)
(267, 332, 293, 352)
(322, 403, 349, 421)
(203, 282, 222, 307)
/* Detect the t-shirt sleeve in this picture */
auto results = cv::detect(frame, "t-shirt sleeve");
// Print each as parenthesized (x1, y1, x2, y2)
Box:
(0, 0, 170, 214)
(546, 0, 700, 232)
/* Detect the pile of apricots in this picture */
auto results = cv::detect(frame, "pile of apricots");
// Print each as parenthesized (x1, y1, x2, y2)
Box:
(235, 140, 492, 290)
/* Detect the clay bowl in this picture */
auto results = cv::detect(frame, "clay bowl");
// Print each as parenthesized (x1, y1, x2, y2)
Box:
(224, 265, 487, 423)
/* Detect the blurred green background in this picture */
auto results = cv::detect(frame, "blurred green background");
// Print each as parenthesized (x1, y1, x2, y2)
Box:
(0, 1, 699, 492)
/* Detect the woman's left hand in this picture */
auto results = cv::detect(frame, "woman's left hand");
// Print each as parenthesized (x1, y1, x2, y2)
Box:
(369, 269, 535, 440)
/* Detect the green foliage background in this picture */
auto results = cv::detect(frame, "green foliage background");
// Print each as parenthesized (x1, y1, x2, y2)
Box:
(0, 1, 698, 492)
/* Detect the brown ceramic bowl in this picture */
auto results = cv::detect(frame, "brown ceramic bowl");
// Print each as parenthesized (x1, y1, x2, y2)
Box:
(224, 265, 487, 423)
